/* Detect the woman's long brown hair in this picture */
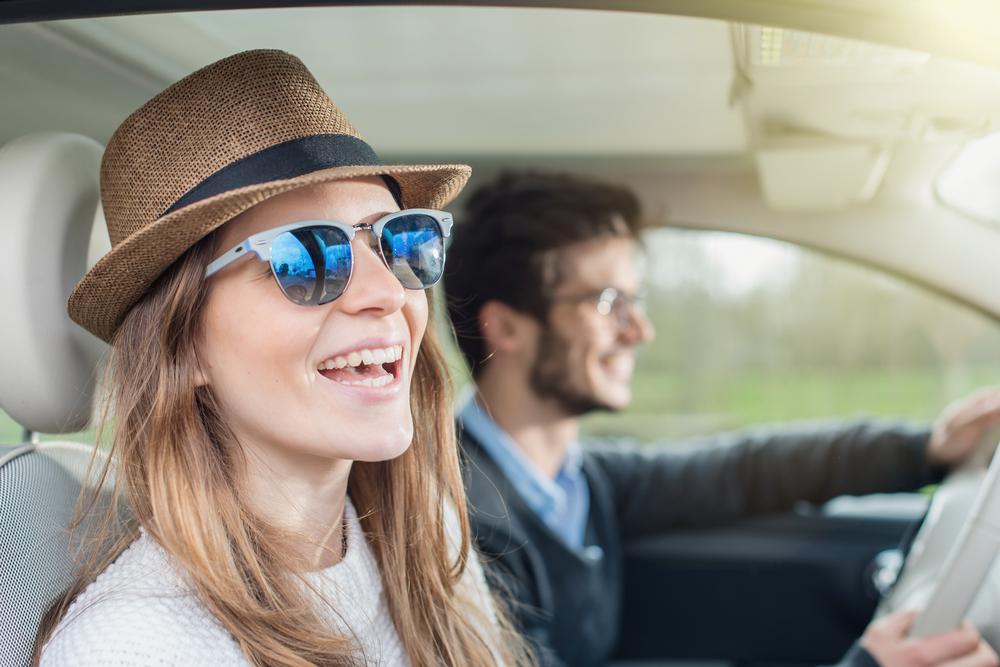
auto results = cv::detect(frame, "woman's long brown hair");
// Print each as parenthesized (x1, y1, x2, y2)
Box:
(34, 234, 534, 666)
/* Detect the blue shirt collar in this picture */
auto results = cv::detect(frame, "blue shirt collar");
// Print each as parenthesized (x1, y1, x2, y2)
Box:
(457, 388, 589, 547)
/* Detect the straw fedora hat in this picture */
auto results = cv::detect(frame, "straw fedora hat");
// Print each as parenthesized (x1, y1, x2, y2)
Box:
(68, 49, 471, 342)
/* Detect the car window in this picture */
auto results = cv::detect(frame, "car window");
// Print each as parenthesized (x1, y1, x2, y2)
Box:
(0, 412, 24, 445)
(938, 131, 1000, 227)
(580, 228, 1000, 441)
(0, 410, 95, 446)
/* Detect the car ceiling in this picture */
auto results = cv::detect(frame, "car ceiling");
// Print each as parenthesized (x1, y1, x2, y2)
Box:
(0, 8, 746, 155)
(3, 3, 1000, 317)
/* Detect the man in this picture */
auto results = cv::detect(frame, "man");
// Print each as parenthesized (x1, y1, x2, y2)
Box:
(444, 171, 1000, 667)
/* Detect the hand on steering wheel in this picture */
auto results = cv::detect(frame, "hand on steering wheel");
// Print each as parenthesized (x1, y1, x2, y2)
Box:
(928, 388, 1000, 468)
(863, 612, 998, 667)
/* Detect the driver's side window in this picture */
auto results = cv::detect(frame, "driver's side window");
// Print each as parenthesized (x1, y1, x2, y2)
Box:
(581, 228, 1000, 441)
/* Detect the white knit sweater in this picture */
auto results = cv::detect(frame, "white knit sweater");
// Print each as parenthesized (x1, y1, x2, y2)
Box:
(39, 498, 494, 666)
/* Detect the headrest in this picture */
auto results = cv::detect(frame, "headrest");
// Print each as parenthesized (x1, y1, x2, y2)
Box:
(0, 133, 108, 434)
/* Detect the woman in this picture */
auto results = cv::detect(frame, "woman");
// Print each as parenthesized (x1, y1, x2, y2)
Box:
(34, 49, 532, 666)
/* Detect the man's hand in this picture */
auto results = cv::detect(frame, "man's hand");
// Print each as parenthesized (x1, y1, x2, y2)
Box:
(928, 388, 1000, 467)
(862, 611, 998, 667)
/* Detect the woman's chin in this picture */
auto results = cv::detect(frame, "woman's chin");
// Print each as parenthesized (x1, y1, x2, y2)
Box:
(351, 441, 412, 463)
(339, 425, 414, 463)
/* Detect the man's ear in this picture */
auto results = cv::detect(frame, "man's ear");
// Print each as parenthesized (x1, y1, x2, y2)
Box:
(479, 300, 537, 356)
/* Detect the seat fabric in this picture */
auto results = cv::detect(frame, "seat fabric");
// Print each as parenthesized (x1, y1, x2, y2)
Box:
(0, 442, 114, 667)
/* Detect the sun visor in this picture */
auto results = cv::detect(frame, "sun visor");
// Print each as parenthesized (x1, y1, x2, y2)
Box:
(755, 141, 891, 211)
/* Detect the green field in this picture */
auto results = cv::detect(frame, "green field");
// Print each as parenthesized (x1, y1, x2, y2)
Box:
(581, 364, 1000, 440)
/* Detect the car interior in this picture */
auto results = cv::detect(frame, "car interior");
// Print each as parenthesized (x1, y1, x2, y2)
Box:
(0, 130, 112, 667)
(4, 2, 1000, 666)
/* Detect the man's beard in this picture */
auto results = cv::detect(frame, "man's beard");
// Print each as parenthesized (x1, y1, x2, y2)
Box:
(529, 326, 618, 418)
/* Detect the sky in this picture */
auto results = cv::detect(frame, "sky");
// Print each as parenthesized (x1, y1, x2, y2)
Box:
(645, 228, 800, 297)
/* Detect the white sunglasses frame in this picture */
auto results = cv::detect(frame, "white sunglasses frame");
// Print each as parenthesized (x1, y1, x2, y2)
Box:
(204, 208, 453, 289)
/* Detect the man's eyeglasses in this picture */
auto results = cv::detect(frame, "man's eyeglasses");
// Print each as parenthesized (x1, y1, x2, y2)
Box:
(552, 287, 646, 326)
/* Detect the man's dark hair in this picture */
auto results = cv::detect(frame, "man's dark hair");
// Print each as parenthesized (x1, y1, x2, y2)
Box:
(444, 171, 642, 378)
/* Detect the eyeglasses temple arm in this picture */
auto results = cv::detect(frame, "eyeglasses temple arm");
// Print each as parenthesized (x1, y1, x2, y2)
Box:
(205, 240, 253, 278)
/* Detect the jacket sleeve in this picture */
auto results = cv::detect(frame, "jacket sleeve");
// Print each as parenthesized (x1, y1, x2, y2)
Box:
(588, 419, 943, 542)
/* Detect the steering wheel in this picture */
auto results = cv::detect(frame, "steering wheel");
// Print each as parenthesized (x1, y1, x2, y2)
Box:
(877, 442, 1000, 646)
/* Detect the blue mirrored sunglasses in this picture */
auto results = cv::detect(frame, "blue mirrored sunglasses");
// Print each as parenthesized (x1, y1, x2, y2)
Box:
(205, 209, 453, 306)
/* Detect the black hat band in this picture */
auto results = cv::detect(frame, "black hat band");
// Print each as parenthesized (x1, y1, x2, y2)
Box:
(162, 133, 383, 216)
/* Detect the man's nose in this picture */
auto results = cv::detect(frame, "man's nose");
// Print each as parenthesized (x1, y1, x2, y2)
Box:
(620, 305, 655, 344)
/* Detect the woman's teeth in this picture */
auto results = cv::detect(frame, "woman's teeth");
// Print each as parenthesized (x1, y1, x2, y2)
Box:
(337, 374, 394, 388)
(317, 345, 403, 371)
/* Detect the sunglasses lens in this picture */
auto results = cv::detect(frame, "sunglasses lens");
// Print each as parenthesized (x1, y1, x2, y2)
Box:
(380, 214, 446, 289)
(270, 226, 352, 305)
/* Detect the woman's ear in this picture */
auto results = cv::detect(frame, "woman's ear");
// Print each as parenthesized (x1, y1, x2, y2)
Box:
(192, 351, 209, 388)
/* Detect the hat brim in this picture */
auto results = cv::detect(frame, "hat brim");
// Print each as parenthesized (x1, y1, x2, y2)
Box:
(68, 162, 471, 343)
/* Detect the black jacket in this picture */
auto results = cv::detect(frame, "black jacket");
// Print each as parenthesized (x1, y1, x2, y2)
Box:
(459, 420, 941, 667)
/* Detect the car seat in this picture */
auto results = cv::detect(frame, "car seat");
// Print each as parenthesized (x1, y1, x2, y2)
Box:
(0, 132, 110, 667)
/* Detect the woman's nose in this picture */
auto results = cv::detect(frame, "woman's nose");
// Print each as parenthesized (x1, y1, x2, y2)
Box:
(334, 234, 406, 315)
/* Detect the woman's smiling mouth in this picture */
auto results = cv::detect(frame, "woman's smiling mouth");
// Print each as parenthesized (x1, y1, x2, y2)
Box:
(317, 344, 403, 388)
